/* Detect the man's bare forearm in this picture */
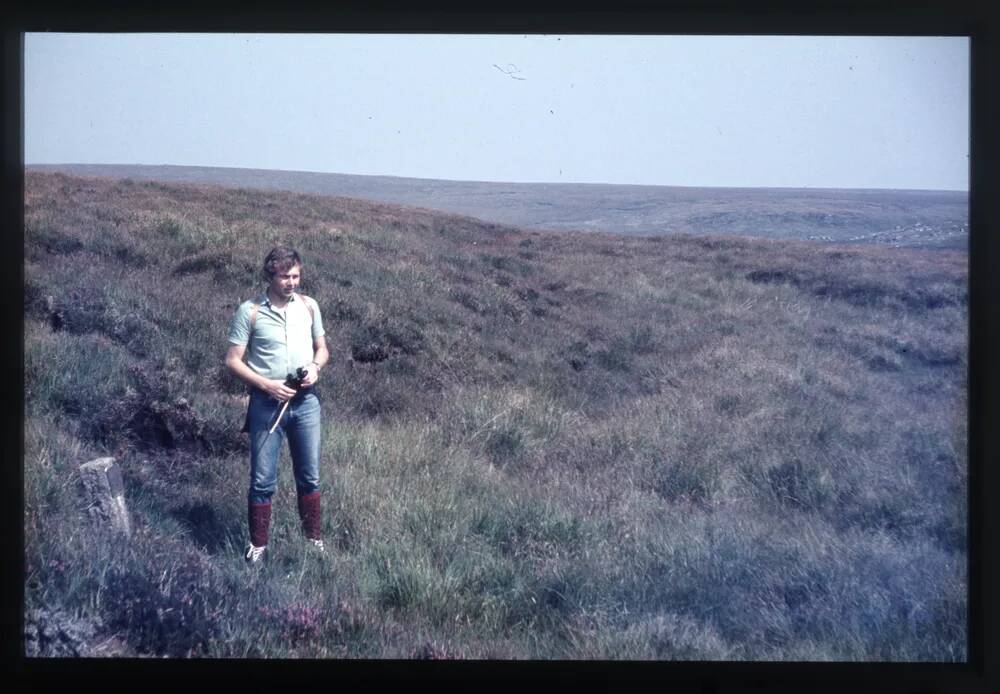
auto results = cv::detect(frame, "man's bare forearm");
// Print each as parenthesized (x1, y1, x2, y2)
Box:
(311, 342, 330, 370)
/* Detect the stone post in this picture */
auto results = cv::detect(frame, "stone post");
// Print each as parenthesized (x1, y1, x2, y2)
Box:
(79, 457, 131, 537)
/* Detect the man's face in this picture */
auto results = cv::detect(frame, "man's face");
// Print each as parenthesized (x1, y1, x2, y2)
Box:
(269, 264, 301, 299)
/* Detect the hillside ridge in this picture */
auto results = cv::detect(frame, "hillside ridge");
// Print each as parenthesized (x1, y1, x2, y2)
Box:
(27, 163, 969, 249)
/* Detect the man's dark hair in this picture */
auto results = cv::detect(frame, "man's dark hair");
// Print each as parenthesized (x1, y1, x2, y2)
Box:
(262, 246, 303, 281)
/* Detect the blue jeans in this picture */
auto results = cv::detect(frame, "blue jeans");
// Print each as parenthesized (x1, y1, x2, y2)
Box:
(247, 387, 321, 504)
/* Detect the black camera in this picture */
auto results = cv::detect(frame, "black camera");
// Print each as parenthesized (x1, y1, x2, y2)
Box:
(285, 366, 309, 390)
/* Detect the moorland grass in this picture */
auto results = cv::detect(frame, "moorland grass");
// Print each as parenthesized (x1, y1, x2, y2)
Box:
(23, 172, 967, 660)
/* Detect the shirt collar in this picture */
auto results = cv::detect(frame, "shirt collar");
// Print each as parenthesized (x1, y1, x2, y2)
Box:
(259, 290, 296, 308)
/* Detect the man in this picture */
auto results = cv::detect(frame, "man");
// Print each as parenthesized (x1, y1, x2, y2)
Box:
(225, 246, 329, 563)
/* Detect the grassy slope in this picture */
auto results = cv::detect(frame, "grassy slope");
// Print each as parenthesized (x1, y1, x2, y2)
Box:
(23, 172, 967, 660)
(27, 164, 969, 249)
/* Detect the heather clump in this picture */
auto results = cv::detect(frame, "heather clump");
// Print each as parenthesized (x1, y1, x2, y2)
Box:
(23, 172, 966, 660)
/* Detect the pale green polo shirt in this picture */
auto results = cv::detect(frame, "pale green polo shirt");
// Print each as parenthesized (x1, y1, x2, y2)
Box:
(228, 291, 325, 381)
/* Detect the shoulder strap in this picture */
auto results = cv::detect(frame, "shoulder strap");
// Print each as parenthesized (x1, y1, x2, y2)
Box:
(247, 295, 312, 341)
(294, 293, 315, 325)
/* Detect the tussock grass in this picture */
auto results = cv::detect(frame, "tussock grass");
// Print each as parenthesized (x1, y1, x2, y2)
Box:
(23, 172, 966, 660)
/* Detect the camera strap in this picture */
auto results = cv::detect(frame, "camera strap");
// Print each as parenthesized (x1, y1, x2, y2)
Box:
(248, 293, 314, 333)
(246, 293, 315, 351)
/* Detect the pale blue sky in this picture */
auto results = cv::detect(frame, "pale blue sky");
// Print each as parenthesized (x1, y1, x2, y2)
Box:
(25, 33, 969, 190)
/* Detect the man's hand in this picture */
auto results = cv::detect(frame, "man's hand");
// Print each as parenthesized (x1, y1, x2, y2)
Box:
(262, 379, 298, 402)
(300, 363, 320, 388)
